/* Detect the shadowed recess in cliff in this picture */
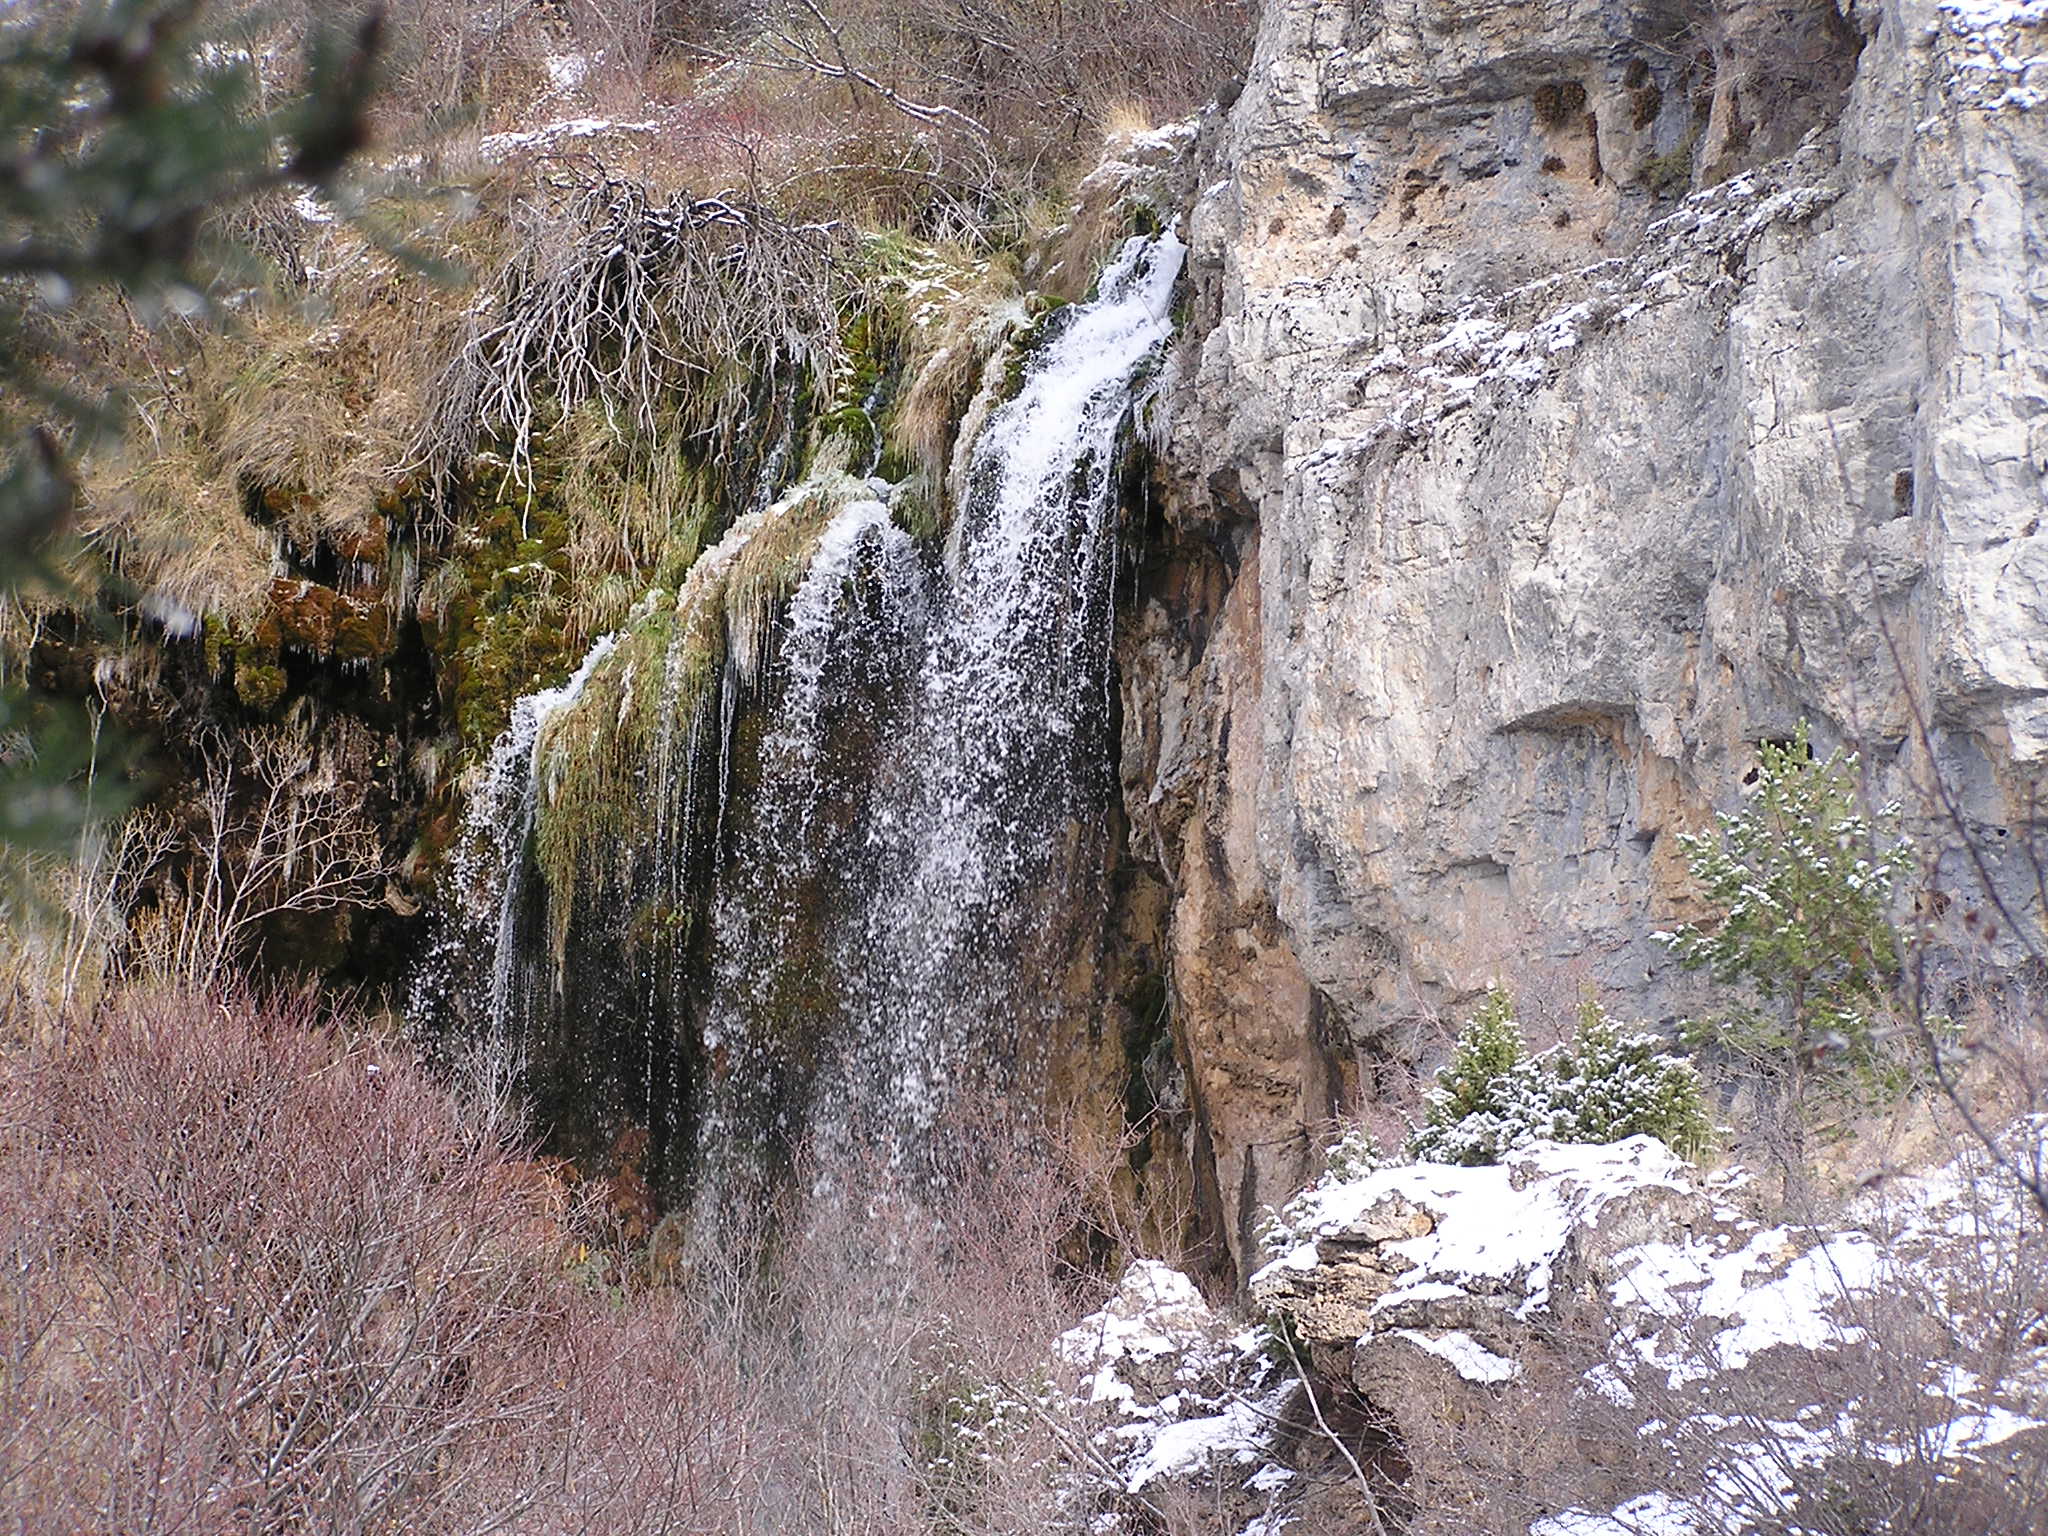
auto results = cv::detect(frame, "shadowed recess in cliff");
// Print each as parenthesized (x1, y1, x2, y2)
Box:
(420, 230, 1185, 1244)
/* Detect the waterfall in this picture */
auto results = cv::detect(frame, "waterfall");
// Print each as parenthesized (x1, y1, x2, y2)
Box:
(756, 498, 928, 861)
(426, 229, 1186, 1240)
(691, 231, 1186, 1225)
(846, 231, 1187, 1141)
(690, 495, 930, 1225)
(415, 629, 618, 1090)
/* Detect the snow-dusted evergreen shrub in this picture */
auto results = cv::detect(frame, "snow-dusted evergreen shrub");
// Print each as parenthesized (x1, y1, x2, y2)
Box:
(1406, 994, 1712, 1166)
(1656, 725, 1917, 1102)
(1421, 987, 1523, 1131)
(1318, 1121, 1391, 1185)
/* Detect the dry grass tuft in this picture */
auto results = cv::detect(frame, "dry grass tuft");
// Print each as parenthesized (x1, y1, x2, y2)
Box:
(74, 209, 467, 623)
(873, 240, 1024, 488)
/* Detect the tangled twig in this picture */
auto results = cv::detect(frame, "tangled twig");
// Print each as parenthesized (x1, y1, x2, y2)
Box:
(410, 169, 854, 529)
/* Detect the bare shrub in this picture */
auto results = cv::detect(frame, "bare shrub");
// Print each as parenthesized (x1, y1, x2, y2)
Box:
(0, 988, 581, 1532)
(210, 0, 559, 135)
(719, 0, 1252, 161)
(0, 996, 1185, 1534)
(122, 722, 398, 993)
(0, 986, 900, 1535)
(701, 1112, 1113, 1535)
(1554, 1127, 2048, 1535)
(679, 0, 1255, 239)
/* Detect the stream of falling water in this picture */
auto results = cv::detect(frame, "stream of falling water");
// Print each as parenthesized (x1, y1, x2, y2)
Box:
(432, 229, 1186, 1240)
(417, 630, 618, 1096)
(835, 229, 1188, 1145)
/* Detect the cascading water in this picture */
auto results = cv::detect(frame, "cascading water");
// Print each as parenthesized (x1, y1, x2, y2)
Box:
(414, 630, 617, 1091)
(692, 230, 1186, 1227)
(690, 496, 930, 1224)
(429, 229, 1186, 1241)
(839, 230, 1187, 1145)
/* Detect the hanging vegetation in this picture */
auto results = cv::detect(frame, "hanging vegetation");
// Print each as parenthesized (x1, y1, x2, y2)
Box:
(412, 170, 859, 529)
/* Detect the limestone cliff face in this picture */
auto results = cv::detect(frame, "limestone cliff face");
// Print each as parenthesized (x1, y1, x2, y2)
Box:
(1125, 0, 2048, 1265)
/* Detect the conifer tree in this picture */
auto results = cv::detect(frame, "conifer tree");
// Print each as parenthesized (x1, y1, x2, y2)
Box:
(1657, 725, 1917, 1186)
(1407, 991, 1711, 1166)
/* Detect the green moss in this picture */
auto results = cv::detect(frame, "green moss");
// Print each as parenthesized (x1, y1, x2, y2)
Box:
(816, 304, 907, 475)
(234, 658, 289, 713)
(889, 476, 942, 543)
(201, 613, 231, 677)
(429, 335, 830, 759)
(433, 472, 582, 752)
(206, 610, 289, 712)
(998, 299, 1069, 402)
(333, 596, 393, 662)
(530, 600, 710, 960)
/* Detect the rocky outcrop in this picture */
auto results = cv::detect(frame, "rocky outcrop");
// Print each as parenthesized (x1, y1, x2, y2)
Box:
(1088, 1128, 2048, 1534)
(1127, 0, 2048, 1266)
(1250, 1137, 1711, 1357)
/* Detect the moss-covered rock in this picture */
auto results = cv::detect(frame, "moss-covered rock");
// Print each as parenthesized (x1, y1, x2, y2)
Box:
(427, 481, 582, 752)
(201, 613, 232, 678)
(329, 515, 389, 566)
(263, 577, 343, 655)
(333, 595, 393, 662)
(233, 655, 289, 713)
(1641, 142, 1695, 197)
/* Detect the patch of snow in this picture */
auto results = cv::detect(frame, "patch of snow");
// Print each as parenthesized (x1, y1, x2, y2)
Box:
(1612, 1223, 1879, 1384)
(1056, 1260, 1213, 1371)
(1582, 1362, 1635, 1407)
(1270, 1241, 1319, 1272)
(1338, 158, 1844, 450)
(1257, 1136, 1691, 1323)
(1934, 1405, 2048, 1455)
(1125, 1384, 1293, 1491)
(1938, 0, 2048, 109)
(1417, 315, 1505, 365)
(1051, 1259, 1289, 1506)
(1245, 1462, 1294, 1492)
(1392, 1328, 1523, 1383)
(1532, 1492, 1712, 1536)
(1712, 1232, 1879, 1369)
(1123, 119, 1200, 156)
(478, 117, 659, 161)
(545, 52, 590, 94)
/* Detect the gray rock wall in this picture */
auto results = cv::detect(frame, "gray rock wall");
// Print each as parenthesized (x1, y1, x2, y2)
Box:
(1123, 0, 2048, 1267)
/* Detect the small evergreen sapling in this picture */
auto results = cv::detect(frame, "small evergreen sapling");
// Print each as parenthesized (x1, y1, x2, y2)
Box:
(1406, 992, 1712, 1166)
(1654, 726, 1917, 1174)
(1536, 1002, 1714, 1157)
(1424, 987, 1523, 1130)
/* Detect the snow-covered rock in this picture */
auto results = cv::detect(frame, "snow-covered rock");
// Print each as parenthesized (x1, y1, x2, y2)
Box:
(1055, 1261, 1288, 1495)
(1240, 1126, 2048, 1532)
(1251, 1136, 1711, 1353)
